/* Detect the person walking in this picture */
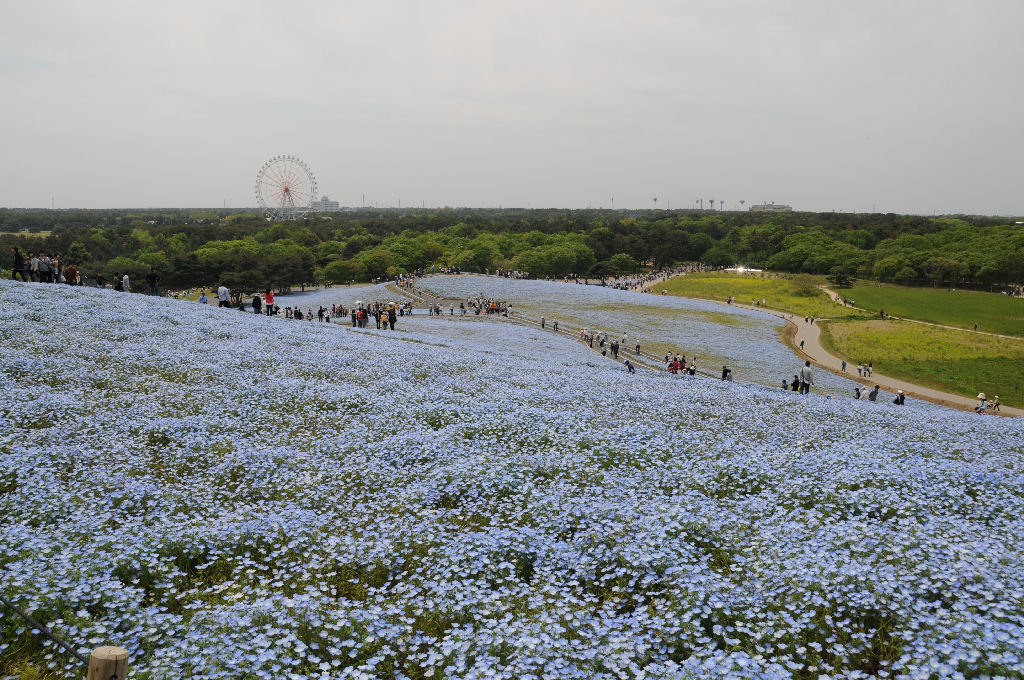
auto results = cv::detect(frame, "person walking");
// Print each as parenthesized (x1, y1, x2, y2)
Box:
(122, 272, 130, 292)
(992, 396, 1001, 412)
(146, 267, 159, 296)
(10, 247, 25, 281)
(841, 360, 847, 372)
(37, 252, 52, 282)
(799, 360, 813, 394)
(217, 284, 230, 307)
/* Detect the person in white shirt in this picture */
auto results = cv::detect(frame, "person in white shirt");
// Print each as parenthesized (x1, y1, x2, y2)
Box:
(122, 273, 130, 292)
(217, 284, 230, 308)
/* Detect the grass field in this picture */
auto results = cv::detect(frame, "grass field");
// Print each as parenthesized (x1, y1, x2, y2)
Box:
(820, 319, 1024, 407)
(845, 282, 1024, 337)
(661, 272, 858, 319)
(0, 230, 52, 237)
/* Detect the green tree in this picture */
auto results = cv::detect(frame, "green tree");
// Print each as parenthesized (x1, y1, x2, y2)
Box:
(921, 256, 962, 285)
(356, 248, 395, 279)
(894, 266, 919, 283)
(322, 259, 366, 283)
(792, 274, 818, 296)
(702, 246, 734, 268)
(873, 255, 908, 282)
(66, 241, 92, 266)
(826, 266, 852, 289)
(609, 253, 637, 274)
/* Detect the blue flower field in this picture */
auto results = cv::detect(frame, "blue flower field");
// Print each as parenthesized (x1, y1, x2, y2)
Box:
(1, 280, 1022, 679)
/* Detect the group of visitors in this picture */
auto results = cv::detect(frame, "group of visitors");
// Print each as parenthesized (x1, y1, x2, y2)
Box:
(7, 246, 82, 285)
(786, 360, 910, 405)
(851, 385, 882, 401)
(841, 360, 875, 377)
(465, 297, 511, 315)
(486, 268, 530, 279)
(348, 302, 400, 330)
(833, 294, 857, 307)
(975, 393, 1002, 414)
(666, 355, 698, 376)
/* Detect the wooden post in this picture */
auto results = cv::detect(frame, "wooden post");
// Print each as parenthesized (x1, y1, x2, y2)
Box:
(87, 646, 129, 680)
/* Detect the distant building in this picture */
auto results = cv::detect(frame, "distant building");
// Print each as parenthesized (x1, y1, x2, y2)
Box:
(749, 202, 792, 212)
(312, 196, 340, 212)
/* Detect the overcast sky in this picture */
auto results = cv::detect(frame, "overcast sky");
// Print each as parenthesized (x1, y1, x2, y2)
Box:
(2, 1, 1022, 215)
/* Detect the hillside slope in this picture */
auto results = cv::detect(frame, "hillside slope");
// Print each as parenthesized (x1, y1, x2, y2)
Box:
(1, 281, 1022, 679)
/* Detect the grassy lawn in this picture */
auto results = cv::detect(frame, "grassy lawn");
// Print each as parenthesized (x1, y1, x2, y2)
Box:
(844, 282, 1024, 337)
(662, 272, 858, 319)
(820, 319, 1024, 407)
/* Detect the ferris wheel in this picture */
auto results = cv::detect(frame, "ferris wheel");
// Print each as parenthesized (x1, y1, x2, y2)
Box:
(254, 155, 318, 220)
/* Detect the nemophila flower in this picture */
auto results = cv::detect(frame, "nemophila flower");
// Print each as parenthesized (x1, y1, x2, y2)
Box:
(0, 279, 1022, 679)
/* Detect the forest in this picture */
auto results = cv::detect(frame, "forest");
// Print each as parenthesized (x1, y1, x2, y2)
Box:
(1, 207, 1022, 292)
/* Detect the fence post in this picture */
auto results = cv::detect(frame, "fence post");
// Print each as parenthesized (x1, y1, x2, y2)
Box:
(87, 646, 128, 680)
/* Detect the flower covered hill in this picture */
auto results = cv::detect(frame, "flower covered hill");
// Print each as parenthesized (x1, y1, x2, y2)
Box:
(413, 275, 863, 397)
(1, 281, 1023, 680)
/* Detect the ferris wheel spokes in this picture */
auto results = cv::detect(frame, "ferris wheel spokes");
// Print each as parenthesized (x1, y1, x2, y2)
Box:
(254, 155, 317, 221)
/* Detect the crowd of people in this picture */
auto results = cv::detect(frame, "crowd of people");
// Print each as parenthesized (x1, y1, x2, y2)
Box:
(199, 284, 413, 331)
(5, 247, 172, 296)
(463, 297, 511, 315)
(7, 247, 83, 286)
(486, 268, 530, 279)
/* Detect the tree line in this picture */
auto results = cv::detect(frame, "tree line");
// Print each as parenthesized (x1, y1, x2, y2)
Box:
(1, 207, 1021, 290)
